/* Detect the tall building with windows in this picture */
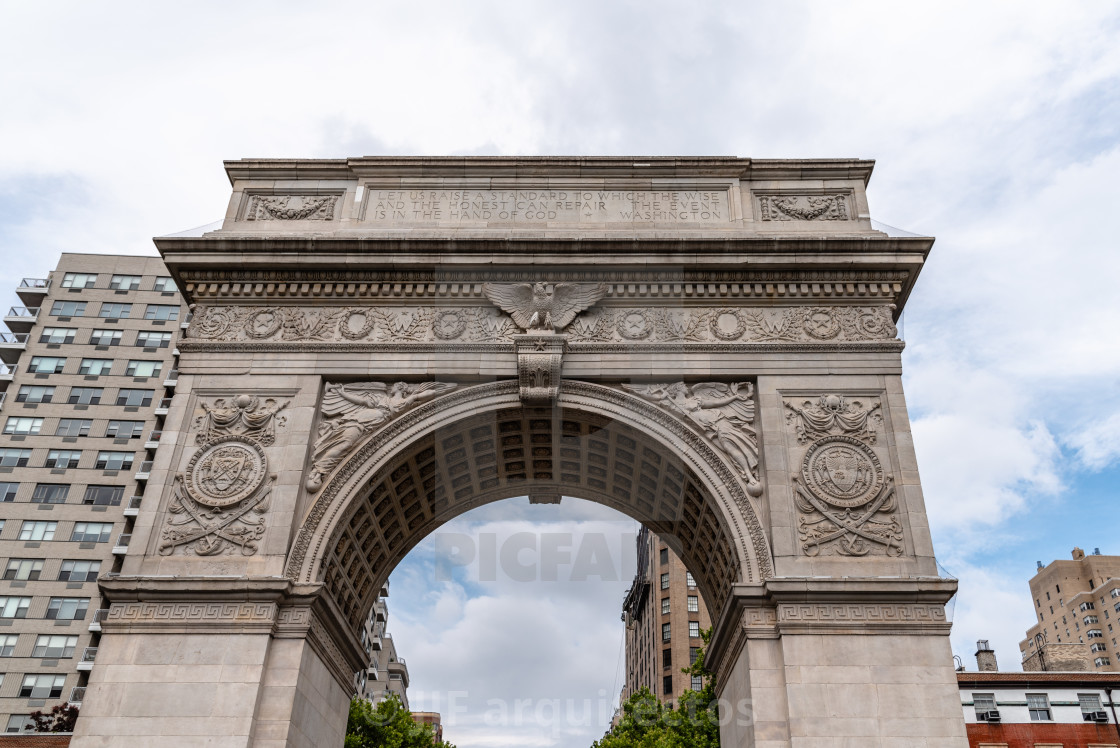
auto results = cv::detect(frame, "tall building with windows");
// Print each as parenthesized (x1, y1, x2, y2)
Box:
(1020, 547, 1120, 673)
(0, 254, 185, 732)
(620, 526, 711, 708)
(354, 580, 410, 710)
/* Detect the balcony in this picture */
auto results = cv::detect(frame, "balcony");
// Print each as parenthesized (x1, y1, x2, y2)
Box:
(77, 647, 98, 671)
(163, 369, 179, 387)
(0, 332, 28, 363)
(123, 495, 144, 517)
(89, 608, 109, 632)
(0, 362, 14, 385)
(4, 306, 38, 333)
(112, 533, 132, 555)
(180, 312, 193, 330)
(0, 392, 6, 411)
(154, 396, 172, 415)
(387, 658, 409, 688)
(375, 600, 388, 623)
(16, 277, 49, 304)
(68, 686, 86, 706)
(145, 430, 163, 450)
(135, 461, 153, 481)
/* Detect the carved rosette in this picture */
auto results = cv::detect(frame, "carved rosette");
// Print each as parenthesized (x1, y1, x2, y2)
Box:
(159, 394, 288, 556)
(783, 393, 902, 557)
(514, 334, 565, 404)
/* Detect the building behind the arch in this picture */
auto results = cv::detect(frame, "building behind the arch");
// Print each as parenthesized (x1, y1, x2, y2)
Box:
(49, 155, 971, 747)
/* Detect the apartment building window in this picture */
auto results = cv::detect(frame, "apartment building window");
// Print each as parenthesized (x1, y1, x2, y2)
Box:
(126, 360, 162, 378)
(687, 596, 699, 613)
(0, 482, 17, 502)
(58, 560, 100, 582)
(1085, 615, 1099, 625)
(67, 387, 103, 405)
(19, 674, 66, 699)
(50, 300, 86, 317)
(660, 572, 669, 590)
(662, 649, 671, 668)
(689, 621, 701, 638)
(19, 521, 56, 541)
(105, 420, 144, 438)
(39, 327, 76, 344)
(1091, 642, 1108, 653)
(1113, 590, 1120, 599)
(44, 450, 81, 469)
(1088, 629, 1104, 638)
(686, 571, 696, 588)
(32, 635, 77, 658)
(78, 358, 113, 376)
(1027, 693, 1052, 720)
(662, 623, 670, 642)
(95, 451, 133, 470)
(0, 634, 17, 656)
(115, 388, 153, 407)
(6, 715, 35, 733)
(28, 356, 66, 374)
(55, 419, 91, 437)
(0, 596, 32, 618)
(45, 597, 89, 620)
(70, 522, 112, 543)
(661, 597, 670, 615)
(663, 676, 673, 696)
(30, 484, 69, 504)
(135, 331, 172, 348)
(1095, 657, 1112, 666)
(1080, 602, 1095, 611)
(4, 417, 43, 435)
(659, 548, 668, 564)
(153, 276, 175, 292)
(144, 304, 179, 321)
(61, 272, 97, 288)
(0, 449, 33, 468)
(89, 329, 121, 346)
(15, 386, 54, 404)
(99, 302, 132, 319)
(691, 675, 703, 691)
(4, 559, 43, 581)
(83, 485, 124, 506)
(109, 274, 141, 291)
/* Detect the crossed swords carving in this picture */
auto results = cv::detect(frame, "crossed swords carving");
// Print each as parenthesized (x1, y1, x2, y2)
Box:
(794, 475, 902, 557)
(159, 476, 273, 556)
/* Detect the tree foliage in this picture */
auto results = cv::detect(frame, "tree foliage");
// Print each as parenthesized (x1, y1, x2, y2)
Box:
(345, 695, 455, 748)
(28, 704, 79, 733)
(592, 629, 720, 748)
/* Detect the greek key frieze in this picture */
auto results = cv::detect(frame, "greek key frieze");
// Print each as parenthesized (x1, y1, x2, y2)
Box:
(107, 602, 278, 622)
(777, 603, 946, 624)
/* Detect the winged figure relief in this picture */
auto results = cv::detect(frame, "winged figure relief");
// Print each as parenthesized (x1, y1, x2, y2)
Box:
(623, 381, 764, 497)
(481, 283, 609, 332)
(305, 381, 457, 491)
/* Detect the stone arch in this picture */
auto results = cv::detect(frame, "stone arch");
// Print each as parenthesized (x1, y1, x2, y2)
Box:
(286, 380, 773, 632)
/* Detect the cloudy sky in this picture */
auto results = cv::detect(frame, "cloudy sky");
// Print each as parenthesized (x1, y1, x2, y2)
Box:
(2, 1, 1119, 746)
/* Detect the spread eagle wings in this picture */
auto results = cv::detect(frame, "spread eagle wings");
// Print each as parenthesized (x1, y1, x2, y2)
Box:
(549, 283, 610, 329)
(319, 382, 389, 417)
(481, 283, 537, 329)
(482, 283, 609, 330)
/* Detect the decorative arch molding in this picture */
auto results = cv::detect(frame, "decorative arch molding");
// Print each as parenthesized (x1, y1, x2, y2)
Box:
(285, 379, 773, 621)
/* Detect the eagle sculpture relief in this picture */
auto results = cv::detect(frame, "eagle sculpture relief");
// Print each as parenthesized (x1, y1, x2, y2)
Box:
(482, 282, 609, 332)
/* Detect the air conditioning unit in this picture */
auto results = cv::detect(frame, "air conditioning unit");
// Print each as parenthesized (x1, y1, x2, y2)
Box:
(1093, 710, 1109, 722)
(984, 710, 1002, 722)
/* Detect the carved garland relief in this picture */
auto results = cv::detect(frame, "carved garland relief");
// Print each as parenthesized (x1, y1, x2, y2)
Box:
(186, 304, 898, 344)
(783, 395, 903, 557)
(159, 395, 288, 556)
(757, 194, 850, 221)
(243, 194, 339, 221)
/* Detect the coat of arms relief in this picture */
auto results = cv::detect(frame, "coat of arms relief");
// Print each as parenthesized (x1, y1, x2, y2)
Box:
(784, 394, 903, 557)
(159, 395, 288, 556)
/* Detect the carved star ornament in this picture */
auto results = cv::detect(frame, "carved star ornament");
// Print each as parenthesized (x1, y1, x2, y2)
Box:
(482, 282, 609, 332)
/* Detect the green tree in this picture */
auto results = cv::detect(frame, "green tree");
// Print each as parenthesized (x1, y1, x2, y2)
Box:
(592, 629, 720, 748)
(345, 695, 455, 748)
